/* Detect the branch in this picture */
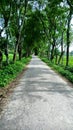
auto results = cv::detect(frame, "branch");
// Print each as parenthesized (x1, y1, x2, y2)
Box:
(39, 14, 49, 41)
(67, 0, 73, 8)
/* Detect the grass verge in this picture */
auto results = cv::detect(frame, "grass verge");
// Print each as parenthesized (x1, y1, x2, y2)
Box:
(41, 57, 73, 84)
(0, 57, 31, 87)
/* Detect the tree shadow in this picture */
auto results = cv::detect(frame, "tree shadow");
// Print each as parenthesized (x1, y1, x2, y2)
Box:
(10, 56, 73, 104)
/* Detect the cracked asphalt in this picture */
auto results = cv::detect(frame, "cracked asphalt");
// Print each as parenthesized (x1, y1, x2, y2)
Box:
(0, 56, 73, 130)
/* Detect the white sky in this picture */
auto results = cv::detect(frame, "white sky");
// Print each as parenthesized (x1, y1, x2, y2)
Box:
(70, 44, 73, 52)
(71, 17, 73, 29)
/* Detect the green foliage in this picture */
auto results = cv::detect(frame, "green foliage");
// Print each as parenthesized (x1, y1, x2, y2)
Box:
(0, 38, 8, 50)
(59, 56, 73, 66)
(0, 0, 73, 69)
(0, 57, 31, 87)
(41, 57, 73, 83)
(3, 54, 18, 62)
(0, 0, 73, 66)
(24, 10, 43, 46)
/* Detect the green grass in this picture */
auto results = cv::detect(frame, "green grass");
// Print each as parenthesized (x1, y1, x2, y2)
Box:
(0, 57, 31, 87)
(58, 56, 73, 67)
(41, 57, 73, 83)
(3, 54, 18, 62)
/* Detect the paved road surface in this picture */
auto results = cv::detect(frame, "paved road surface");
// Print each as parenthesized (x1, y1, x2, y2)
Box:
(0, 56, 73, 130)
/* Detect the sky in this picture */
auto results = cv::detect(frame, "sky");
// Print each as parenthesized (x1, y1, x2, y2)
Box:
(69, 44, 73, 52)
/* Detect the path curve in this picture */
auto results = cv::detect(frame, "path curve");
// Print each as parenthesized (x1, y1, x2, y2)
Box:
(0, 56, 73, 130)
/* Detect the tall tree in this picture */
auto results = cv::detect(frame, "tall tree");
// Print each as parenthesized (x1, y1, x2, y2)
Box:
(0, 0, 12, 64)
(66, 0, 73, 66)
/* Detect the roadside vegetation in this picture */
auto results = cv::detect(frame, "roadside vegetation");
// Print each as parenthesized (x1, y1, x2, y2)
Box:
(41, 56, 73, 83)
(0, 0, 73, 88)
(0, 56, 31, 87)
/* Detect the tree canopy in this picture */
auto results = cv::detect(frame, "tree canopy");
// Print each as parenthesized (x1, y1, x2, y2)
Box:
(0, 0, 73, 66)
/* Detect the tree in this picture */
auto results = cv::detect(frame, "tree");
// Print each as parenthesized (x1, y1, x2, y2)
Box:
(66, 0, 73, 66)
(0, 0, 12, 64)
(24, 10, 43, 55)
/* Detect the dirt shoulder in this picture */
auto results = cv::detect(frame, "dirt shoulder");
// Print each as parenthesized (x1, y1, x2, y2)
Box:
(0, 67, 28, 114)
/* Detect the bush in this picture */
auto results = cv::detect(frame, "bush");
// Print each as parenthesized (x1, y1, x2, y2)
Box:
(41, 57, 73, 83)
(0, 57, 31, 87)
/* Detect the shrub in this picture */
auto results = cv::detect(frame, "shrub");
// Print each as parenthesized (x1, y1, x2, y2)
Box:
(0, 57, 31, 87)
(41, 57, 73, 83)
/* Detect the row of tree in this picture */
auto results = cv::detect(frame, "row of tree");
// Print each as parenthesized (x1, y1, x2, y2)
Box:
(38, 0, 73, 66)
(0, 0, 73, 67)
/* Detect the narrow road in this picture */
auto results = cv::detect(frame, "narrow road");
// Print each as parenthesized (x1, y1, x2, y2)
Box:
(0, 56, 73, 130)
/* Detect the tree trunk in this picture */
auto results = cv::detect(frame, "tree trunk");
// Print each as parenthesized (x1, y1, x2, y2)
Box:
(0, 32, 3, 68)
(50, 44, 55, 61)
(13, 41, 18, 62)
(55, 54, 58, 64)
(58, 51, 65, 65)
(50, 37, 55, 61)
(47, 44, 51, 60)
(14, 0, 28, 61)
(5, 30, 9, 65)
(18, 44, 22, 60)
(5, 44, 9, 65)
(66, 9, 72, 66)
(0, 50, 3, 68)
(58, 31, 64, 64)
